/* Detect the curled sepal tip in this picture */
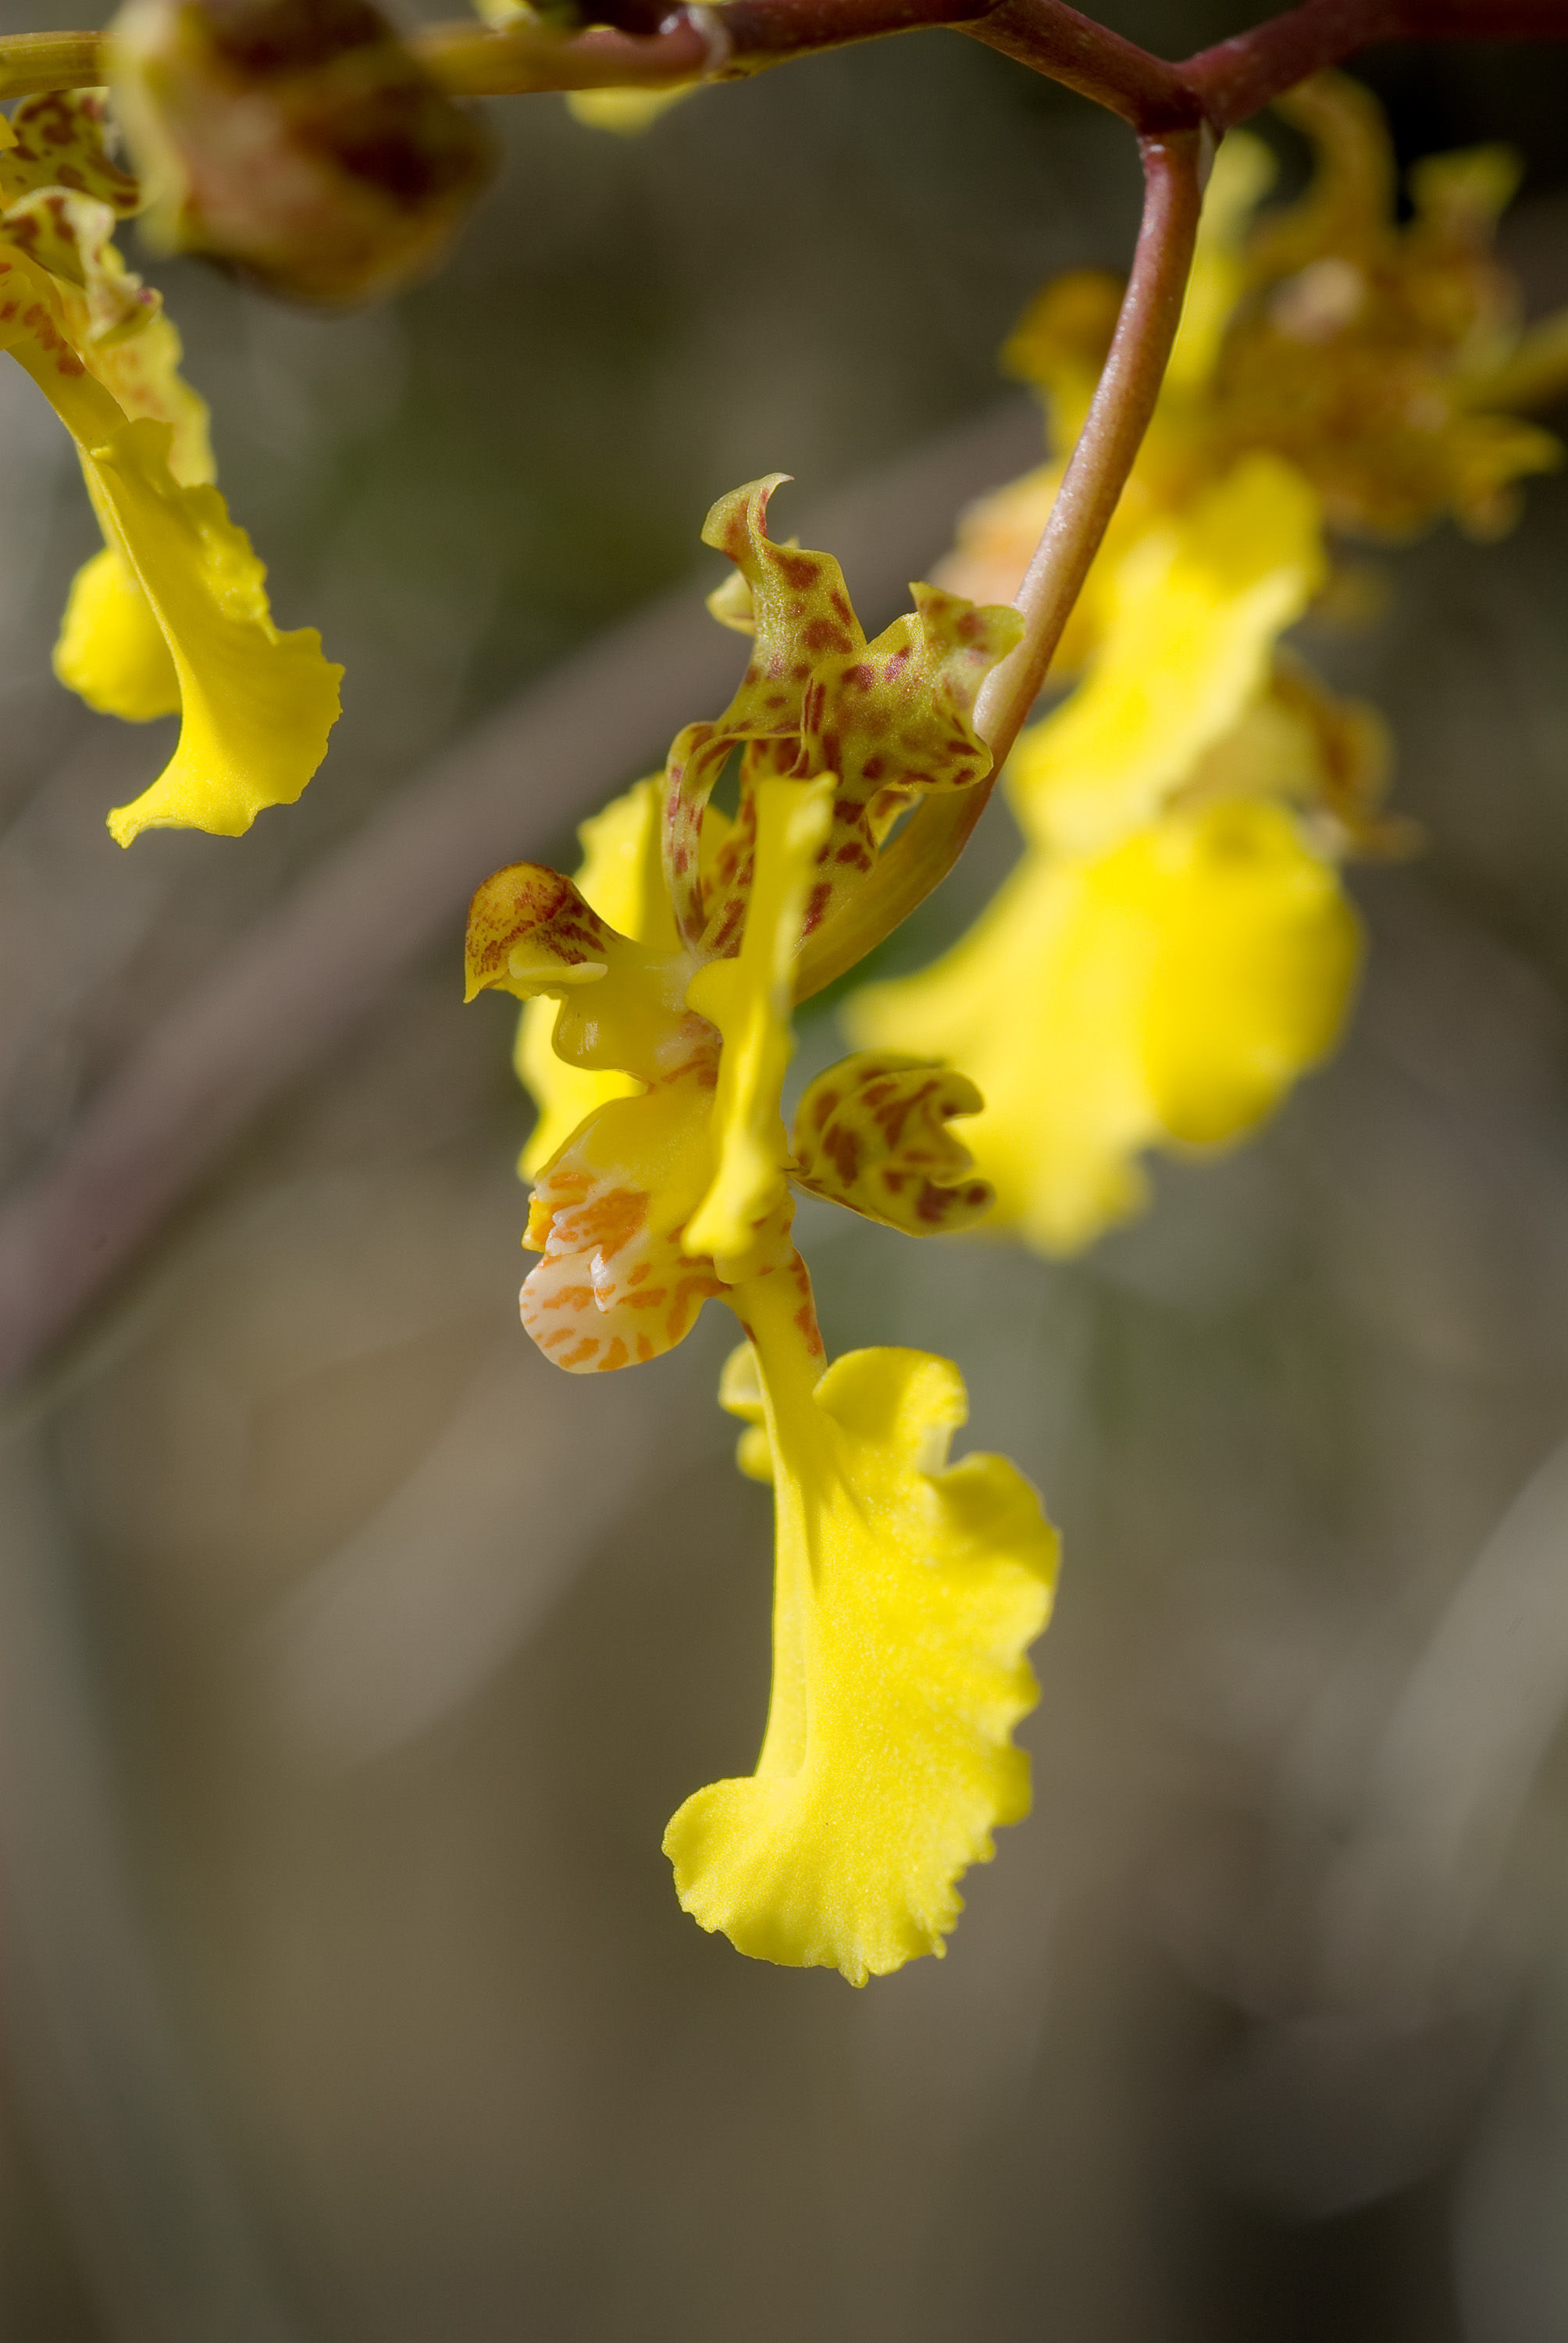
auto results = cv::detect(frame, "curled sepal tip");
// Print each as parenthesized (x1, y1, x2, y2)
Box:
(667, 1278, 1057, 1984)
(465, 862, 616, 1003)
(792, 1052, 994, 1236)
(465, 858, 707, 1089)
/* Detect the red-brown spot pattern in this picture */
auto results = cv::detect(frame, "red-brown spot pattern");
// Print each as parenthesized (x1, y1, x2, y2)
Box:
(790, 1053, 995, 1237)
(465, 863, 615, 994)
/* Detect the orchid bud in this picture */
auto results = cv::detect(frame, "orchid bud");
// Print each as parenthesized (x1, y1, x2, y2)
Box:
(107, 0, 494, 304)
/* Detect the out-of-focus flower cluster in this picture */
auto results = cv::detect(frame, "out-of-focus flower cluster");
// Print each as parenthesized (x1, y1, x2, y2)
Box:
(849, 76, 1568, 1251)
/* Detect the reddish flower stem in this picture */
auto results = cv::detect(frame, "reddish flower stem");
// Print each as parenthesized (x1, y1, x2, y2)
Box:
(963, 0, 1196, 127)
(3, 5, 1567, 114)
(792, 124, 1204, 1000)
(1186, 1, 1568, 133)
(408, 0, 1568, 120)
(973, 131, 1206, 765)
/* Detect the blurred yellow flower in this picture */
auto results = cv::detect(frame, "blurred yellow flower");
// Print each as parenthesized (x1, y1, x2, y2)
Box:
(1211, 74, 1567, 540)
(469, 0, 699, 136)
(468, 477, 1056, 1980)
(850, 789, 1362, 1252)
(565, 85, 697, 133)
(0, 88, 341, 843)
(849, 458, 1378, 1250)
(935, 129, 1276, 655)
(940, 77, 1568, 629)
(850, 77, 1552, 1256)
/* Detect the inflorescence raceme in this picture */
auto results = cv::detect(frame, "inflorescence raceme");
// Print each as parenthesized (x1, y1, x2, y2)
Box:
(11, 1, 1568, 1979)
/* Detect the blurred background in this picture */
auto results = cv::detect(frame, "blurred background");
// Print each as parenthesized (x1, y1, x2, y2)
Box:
(4, 2, 1568, 2335)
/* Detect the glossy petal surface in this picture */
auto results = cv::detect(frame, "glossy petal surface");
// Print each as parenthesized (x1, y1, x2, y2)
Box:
(87, 420, 342, 843)
(666, 1274, 1057, 1982)
(686, 775, 833, 1280)
(850, 796, 1360, 1252)
(1009, 456, 1324, 857)
(515, 776, 674, 1179)
(0, 166, 338, 843)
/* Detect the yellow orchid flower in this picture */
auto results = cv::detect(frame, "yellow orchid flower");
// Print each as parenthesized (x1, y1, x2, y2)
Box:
(853, 79, 1538, 1257)
(668, 1296, 1056, 1986)
(1007, 453, 1324, 857)
(1211, 73, 1568, 540)
(848, 460, 1379, 1251)
(849, 783, 1362, 1253)
(935, 130, 1275, 645)
(0, 88, 341, 843)
(947, 75, 1568, 637)
(468, 477, 1057, 1980)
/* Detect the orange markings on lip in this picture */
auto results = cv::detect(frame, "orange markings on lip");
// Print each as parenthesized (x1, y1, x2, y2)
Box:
(538, 1282, 595, 1311)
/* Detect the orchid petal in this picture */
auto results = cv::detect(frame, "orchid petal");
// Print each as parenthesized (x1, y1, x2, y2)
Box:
(515, 776, 676, 1178)
(1008, 455, 1325, 858)
(85, 419, 342, 843)
(666, 1276, 1057, 1983)
(849, 796, 1360, 1254)
(684, 774, 832, 1282)
(792, 1054, 993, 1235)
(54, 540, 177, 719)
(519, 1082, 726, 1374)
(0, 224, 338, 843)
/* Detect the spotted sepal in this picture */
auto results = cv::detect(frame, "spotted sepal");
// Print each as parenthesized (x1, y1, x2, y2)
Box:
(673, 477, 1022, 965)
(465, 862, 619, 1000)
(663, 474, 864, 948)
(763, 583, 1021, 957)
(791, 1053, 994, 1235)
(0, 91, 141, 217)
